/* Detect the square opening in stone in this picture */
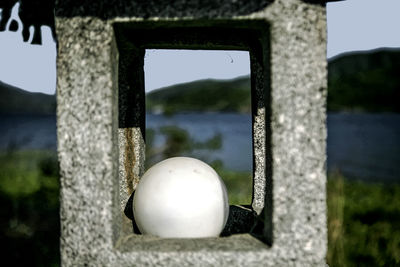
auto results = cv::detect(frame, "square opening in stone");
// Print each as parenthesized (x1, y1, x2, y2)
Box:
(144, 49, 253, 206)
(114, 20, 272, 246)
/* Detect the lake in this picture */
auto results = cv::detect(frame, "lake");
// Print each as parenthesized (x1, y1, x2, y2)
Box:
(1, 113, 399, 183)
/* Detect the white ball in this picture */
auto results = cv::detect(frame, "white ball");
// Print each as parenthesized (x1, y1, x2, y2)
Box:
(133, 157, 229, 238)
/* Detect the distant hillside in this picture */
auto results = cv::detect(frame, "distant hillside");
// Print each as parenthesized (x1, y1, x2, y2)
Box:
(328, 48, 400, 112)
(147, 48, 400, 114)
(0, 81, 55, 114)
(146, 76, 251, 115)
(1, 48, 399, 115)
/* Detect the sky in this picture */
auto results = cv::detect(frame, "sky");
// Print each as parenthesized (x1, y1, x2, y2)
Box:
(0, 0, 399, 94)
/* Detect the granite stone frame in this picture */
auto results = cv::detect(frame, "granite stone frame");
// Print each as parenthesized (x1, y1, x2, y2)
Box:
(56, 0, 328, 265)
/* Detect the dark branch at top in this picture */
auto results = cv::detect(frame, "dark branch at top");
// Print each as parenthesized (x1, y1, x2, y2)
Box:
(0, 0, 55, 45)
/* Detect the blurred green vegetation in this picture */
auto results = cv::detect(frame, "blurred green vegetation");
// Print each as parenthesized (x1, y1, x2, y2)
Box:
(327, 171, 400, 266)
(1, 142, 399, 266)
(0, 150, 59, 267)
(212, 163, 252, 205)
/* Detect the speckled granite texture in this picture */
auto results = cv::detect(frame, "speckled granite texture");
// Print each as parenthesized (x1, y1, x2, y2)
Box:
(56, 0, 329, 265)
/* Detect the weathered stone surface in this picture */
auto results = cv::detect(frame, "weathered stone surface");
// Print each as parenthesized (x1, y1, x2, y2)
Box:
(55, 0, 275, 19)
(56, 16, 121, 265)
(56, 0, 328, 265)
(55, 0, 339, 19)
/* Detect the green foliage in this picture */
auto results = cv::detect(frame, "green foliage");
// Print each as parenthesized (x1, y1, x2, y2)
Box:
(0, 151, 59, 199)
(159, 125, 192, 158)
(0, 150, 60, 266)
(327, 172, 400, 266)
(0, 151, 46, 197)
(38, 155, 59, 177)
(211, 163, 252, 205)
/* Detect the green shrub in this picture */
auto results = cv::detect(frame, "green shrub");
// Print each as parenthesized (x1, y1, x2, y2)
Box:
(0, 150, 60, 266)
(327, 172, 400, 266)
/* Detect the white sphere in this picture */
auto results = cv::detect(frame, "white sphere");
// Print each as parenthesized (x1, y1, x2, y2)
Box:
(133, 157, 229, 238)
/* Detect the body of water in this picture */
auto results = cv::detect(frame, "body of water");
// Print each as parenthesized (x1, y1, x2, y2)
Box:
(1, 112, 399, 183)
(327, 113, 400, 182)
(0, 114, 56, 151)
(147, 113, 253, 171)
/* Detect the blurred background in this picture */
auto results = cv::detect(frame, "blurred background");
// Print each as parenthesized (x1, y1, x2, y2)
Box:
(1, 0, 400, 266)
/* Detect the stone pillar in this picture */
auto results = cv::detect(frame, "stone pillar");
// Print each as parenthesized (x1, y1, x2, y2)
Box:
(56, 0, 329, 265)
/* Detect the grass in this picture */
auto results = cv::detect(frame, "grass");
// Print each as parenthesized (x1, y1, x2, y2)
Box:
(1, 150, 399, 266)
(327, 171, 400, 266)
(0, 150, 60, 267)
(215, 168, 253, 205)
